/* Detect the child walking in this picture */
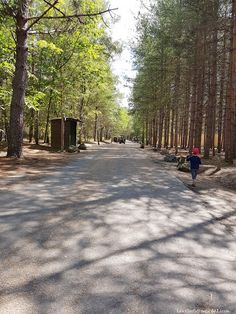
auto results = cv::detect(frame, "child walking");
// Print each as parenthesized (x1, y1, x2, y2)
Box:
(187, 148, 201, 187)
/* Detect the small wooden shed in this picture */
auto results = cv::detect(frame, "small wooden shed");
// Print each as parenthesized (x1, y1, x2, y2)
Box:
(51, 117, 78, 151)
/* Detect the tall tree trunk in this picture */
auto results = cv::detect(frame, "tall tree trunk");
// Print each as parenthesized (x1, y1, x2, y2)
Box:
(142, 118, 145, 145)
(94, 108, 98, 142)
(194, 30, 205, 151)
(7, 1, 29, 157)
(164, 105, 170, 148)
(204, 5, 218, 158)
(145, 116, 149, 145)
(78, 96, 84, 144)
(100, 127, 103, 142)
(174, 108, 179, 154)
(29, 108, 34, 143)
(188, 80, 196, 151)
(157, 108, 164, 148)
(149, 118, 152, 145)
(181, 68, 190, 149)
(170, 108, 174, 148)
(44, 89, 53, 143)
(218, 31, 227, 153)
(34, 111, 39, 145)
(0, 81, 5, 141)
(152, 117, 157, 147)
(225, 0, 236, 162)
(3, 109, 9, 142)
(174, 59, 180, 154)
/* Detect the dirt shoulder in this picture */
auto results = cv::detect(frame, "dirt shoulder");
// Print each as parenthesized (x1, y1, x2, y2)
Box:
(0, 141, 108, 183)
(145, 146, 236, 196)
(0, 143, 80, 181)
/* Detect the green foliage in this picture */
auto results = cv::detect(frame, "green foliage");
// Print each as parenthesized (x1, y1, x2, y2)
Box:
(0, 0, 125, 142)
(0, 61, 14, 78)
(131, 0, 198, 121)
(0, 21, 15, 123)
(25, 92, 46, 110)
(0, 89, 11, 105)
(37, 40, 63, 54)
(112, 107, 133, 137)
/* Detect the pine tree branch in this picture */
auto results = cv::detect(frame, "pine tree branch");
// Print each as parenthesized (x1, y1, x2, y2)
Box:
(28, 21, 78, 35)
(27, 7, 118, 22)
(28, 29, 65, 35)
(26, 0, 59, 31)
(101, 15, 109, 28)
(43, 0, 66, 18)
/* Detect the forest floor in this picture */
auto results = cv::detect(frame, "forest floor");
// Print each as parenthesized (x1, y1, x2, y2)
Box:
(0, 142, 81, 180)
(148, 148, 236, 192)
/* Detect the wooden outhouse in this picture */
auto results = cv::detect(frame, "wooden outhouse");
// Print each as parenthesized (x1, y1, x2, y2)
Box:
(51, 117, 78, 151)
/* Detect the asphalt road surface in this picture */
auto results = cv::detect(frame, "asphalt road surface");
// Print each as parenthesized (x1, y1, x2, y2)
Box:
(0, 142, 235, 314)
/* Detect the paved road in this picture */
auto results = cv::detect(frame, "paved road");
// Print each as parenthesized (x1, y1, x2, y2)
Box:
(0, 143, 235, 314)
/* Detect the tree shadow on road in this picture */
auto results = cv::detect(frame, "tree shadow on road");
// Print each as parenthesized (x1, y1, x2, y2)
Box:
(0, 144, 235, 313)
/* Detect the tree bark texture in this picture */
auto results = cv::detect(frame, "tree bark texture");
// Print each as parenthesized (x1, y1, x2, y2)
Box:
(94, 112, 98, 142)
(164, 105, 170, 148)
(7, 1, 29, 157)
(157, 109, 164, 148)
(34, 110, 39, 145)
(194, 30, 205, 151)
(44, 88, 53, 143)
(29, 108, 34, 143)
(218, 31, 227, 153)
(225, 0, 236, 162)
(204, 2, 218, 158)
(188, 57, 197, 152)
(174, 59, 180, 154)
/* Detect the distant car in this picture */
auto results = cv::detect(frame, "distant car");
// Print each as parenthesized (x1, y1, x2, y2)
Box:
(119, 136, 126, 144)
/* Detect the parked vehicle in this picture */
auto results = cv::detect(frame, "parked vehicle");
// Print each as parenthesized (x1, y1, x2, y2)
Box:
(119, 136, 126, 144)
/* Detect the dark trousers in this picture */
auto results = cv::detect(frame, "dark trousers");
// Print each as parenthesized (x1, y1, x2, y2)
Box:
(191, 169, 198, 180)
